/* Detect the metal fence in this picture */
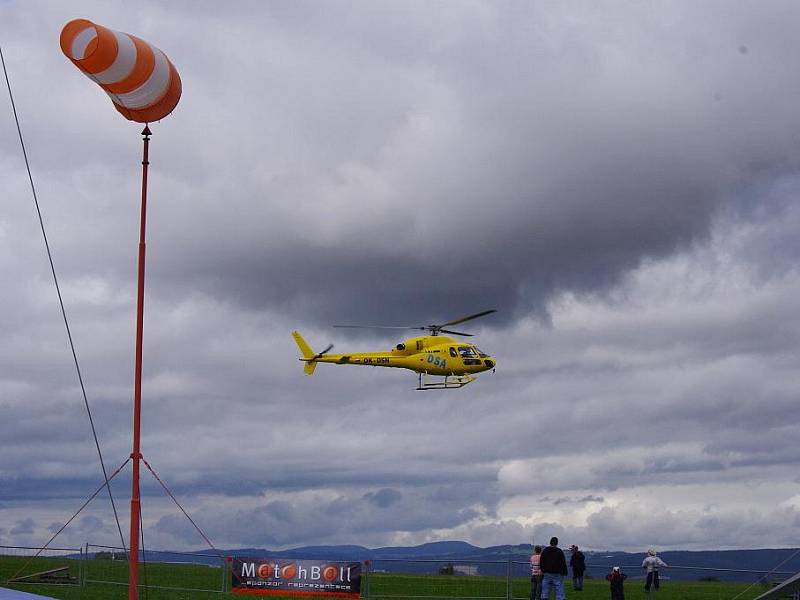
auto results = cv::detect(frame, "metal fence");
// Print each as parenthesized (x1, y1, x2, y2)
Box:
(1, 543, 229, 595)
(85, 543, 228, 594)
(366, 558, 516, 600)
(584, 561, 795, 584)
(0, 544, 83, 586)
(2, 546, 797, 599)
(363, 558, 794, 600)
(364, 558, 594, 600)
(753, 571, 800, 600)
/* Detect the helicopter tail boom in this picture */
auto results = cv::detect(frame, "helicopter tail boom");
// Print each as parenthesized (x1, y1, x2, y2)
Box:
(292, 331, 318, 375)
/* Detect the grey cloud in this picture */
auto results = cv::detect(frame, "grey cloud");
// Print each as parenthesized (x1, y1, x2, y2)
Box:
(547, 495, 605, 506)
(261, 500, 294, 522)
(576, 503, 800, 551)
(454, 504, 800, 552)
(578, 495, 604, 503)
(76, 515, 106, 535)
(363, 488, 402, 508)
(11, 518, 35, 535)
(155, 483, 489, 548)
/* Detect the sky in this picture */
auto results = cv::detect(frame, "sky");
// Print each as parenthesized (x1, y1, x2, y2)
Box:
(2, 0, 800, 554)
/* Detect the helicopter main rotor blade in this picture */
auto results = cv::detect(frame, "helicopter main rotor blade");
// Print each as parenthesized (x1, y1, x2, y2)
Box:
(441, 309, 497, 328)
(333, 325, 421, 330)
(438, 329, 474, 337)
(332, 311, 495, 336)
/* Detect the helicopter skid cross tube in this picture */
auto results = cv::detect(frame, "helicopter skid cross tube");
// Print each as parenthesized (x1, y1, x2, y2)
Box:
(417, 372, 476, 390)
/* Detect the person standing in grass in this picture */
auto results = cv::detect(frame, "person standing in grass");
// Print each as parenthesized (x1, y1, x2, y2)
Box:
(606, 566, 627, 600)
(569, 545, 586, 591)
(530, 545, 543, 600)
(540, 536, 568, 600)
(642, 548, 668, 592)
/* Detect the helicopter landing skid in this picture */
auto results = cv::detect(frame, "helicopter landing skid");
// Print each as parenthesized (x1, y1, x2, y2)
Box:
(416, 372, 476, 391)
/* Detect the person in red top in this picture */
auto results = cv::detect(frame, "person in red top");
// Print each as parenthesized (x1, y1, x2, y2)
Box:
(530, 545, 543, 600)
(606, 566, 627, 600)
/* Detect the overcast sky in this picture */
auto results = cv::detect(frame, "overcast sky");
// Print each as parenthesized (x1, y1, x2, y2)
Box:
(2, 0, 800, 555)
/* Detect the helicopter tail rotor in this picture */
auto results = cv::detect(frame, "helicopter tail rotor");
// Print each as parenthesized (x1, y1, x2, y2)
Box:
(314, 344, 334, 360)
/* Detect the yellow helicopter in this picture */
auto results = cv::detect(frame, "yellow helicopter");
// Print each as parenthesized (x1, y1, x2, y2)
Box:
(292, 310, 497, 390)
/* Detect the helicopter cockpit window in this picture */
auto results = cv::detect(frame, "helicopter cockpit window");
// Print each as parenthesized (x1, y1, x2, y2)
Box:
(458, 346, 477, 358)
(449, 347, 457, 358)
(474, 346, 488, 358)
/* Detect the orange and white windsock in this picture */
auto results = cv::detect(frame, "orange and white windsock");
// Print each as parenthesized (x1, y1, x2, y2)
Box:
(60, 19, 181, 123)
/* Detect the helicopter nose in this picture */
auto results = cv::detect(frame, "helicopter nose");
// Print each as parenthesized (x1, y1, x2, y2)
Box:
(484, 359, 495, 370)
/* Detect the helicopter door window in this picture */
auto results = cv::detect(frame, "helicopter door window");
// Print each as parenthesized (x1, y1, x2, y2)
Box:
(458, 347, 477, 358)
(449, 347, 457, 358)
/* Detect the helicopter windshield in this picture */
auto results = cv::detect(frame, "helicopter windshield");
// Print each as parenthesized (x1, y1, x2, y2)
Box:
(474, 346, 488, 358)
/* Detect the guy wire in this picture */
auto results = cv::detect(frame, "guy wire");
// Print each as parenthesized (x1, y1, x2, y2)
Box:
(1, 45, 127, 553)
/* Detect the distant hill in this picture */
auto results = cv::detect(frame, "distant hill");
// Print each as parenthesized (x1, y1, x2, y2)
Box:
(120, 542, 800, 583)
(218, 540, 484, 562)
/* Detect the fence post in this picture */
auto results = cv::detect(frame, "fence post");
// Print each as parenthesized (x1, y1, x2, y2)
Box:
(507, 560, 512, 600)
(221, 556, 226, 593)
(83, 542, 89, 586)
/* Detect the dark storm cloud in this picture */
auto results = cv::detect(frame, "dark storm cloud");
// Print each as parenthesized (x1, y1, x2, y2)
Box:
(7, 2, 792, 327)
(130, 1, 800, 328)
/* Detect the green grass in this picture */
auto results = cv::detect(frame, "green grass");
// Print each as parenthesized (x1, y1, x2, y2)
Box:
(0, 555, 774, 600)
(367, 573, 769, 600)
(0, 554, 226, 600)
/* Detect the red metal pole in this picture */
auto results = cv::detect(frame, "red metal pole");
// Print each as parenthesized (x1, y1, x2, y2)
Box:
(129, 124, 151, 600)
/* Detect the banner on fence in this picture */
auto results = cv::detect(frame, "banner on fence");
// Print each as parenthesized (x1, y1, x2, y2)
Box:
(231, 557, 361, 597)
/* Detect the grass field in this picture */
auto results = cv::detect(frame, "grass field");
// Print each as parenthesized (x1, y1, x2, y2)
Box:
(368, 573, 770, 600)
(0, 555, 774, 600)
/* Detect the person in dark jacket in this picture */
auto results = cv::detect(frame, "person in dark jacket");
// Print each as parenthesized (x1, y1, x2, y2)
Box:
(539, 536, 568, 600)
(606, 566, 627, 600)
(569, 545, 586, 591)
